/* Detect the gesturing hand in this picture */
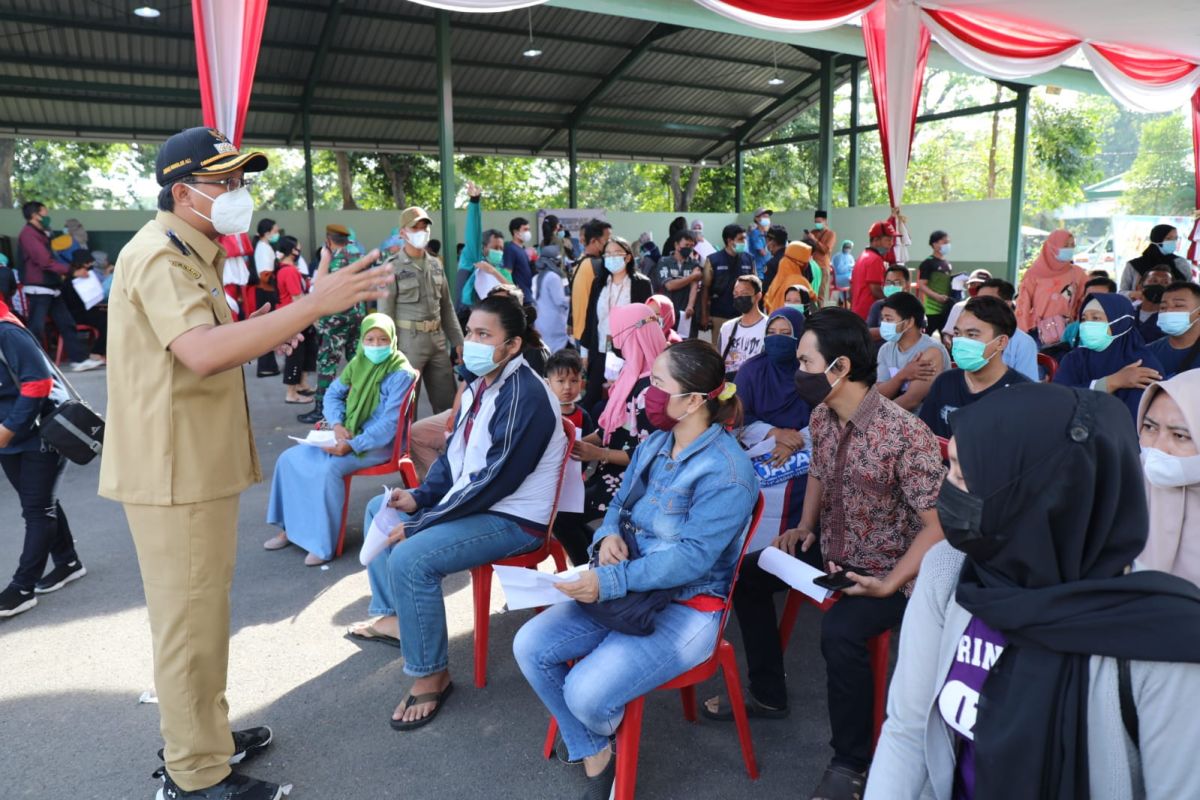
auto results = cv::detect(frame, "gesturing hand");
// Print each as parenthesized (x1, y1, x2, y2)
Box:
(309, 249, 393, 317)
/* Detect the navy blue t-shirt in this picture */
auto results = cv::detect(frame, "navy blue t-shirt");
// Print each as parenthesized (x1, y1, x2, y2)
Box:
(918, 368, 1030, 439)
(503, 240, 534, 303)
(1147, 336, 1199, 379)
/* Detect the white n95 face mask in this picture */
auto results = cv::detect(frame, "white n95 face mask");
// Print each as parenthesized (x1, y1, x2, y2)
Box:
(1142, 447, 1200, 488)
(185, 184, 254, 235)
(406, 230, 430, 250)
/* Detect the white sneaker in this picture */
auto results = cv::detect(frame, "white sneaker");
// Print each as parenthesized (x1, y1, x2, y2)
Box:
(70, 358, 104, 372)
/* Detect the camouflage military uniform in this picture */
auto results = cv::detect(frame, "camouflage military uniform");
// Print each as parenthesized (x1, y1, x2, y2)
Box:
(312, 246, 363, 411)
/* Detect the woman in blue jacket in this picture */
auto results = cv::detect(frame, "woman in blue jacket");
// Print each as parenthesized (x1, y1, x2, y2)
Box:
(0, 296, 86, 617)
(514, 338, 758, 800)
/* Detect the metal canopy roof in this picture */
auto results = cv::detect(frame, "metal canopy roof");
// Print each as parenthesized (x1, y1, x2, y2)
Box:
(0, 0, 853, 164)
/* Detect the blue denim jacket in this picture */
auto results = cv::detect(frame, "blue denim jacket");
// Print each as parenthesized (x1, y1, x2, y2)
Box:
(591, 423, 758, 603)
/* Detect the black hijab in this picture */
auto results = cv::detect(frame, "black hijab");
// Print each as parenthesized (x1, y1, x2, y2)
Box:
(948, 383, 1200, 800)
(1126, 223, 1188, 280)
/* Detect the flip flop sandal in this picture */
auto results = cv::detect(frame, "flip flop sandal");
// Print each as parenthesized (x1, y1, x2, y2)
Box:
(298, 389, 316, 396)
(345, 622, 401, 649)
(390, 682, 454, 731)
(810, 764, 866, 800)
(700, 694, 789, 722)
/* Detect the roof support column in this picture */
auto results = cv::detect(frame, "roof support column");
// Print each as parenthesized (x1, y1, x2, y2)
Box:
(1007, 85, 1031, 285)
(436, 10, 456, 284)
(817, 53, 835, 213)
(303, 110, 316, 256)
(848, 60, 860, 207)
(568, 127, 578, 209)
(734, 143, 744, 214)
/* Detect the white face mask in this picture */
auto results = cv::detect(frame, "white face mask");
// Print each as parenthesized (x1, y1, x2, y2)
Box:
(519, 230, 532, 244)
(604, 350, 625, 382)
(406, 229, 430, 250)
(1142, 447, 1200, 488)
(184, 184, 254, 235)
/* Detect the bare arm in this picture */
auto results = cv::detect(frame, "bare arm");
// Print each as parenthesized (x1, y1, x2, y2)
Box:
(169, 250, 390, 378)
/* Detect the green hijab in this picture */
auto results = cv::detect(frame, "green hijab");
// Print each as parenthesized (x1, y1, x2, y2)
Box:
(340, 313, 414, 437)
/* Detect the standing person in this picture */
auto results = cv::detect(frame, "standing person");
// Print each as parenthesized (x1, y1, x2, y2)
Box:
(690, 219, 716, 263)
(649, 229, 702, 340)
(99, 126, 391, 800)
(809, 210, 837, 302)
(300, 223, 363, 425)
(919, 296, 1030, 439)
(1147, 281, 1200, 378)
(273, 236, 317, 404)
(535, 213, 571, 354)
(763, 241, 814, 314)
(578, 235, 651, 413)
(917, 230, 953, 335)
(0, 296, 86, 618)
(378, 206, 464, 416)
(700, 224, 754, 347)
(16, 201, 101, 372)
(849, 221, 896, 321)
(761, 224, 789, 296)
(1015, 229, 1088, 345)
(718, 275, 767, 376)
(749, 208, 773, 279)
(252, 218, 280, 378)
(661, 215, 689, 255)
(1119, 223, 1192, 295)
(782, 307, 945, 800)
(831, 239, 855, 307)
(504, 216, 535, 302)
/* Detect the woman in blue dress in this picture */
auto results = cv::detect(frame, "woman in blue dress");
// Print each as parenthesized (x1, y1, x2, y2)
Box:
(265, 313, 416, 565)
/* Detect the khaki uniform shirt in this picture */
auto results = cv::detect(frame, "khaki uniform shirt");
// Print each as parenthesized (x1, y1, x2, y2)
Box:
(99, 211, 261, 506)
(379, 250, 463, 347)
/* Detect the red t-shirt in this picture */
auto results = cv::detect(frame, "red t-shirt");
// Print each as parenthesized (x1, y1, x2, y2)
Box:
(275, 264, 308, 308)
(850, 249, 885, 320)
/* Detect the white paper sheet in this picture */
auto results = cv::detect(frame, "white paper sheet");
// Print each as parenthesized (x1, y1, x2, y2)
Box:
(474, 269, 501, 299)
(493, 564, 586, 611)
(287, 429, 337, 447)
(360, 488, 403, 566)
(744, 436, 777, 460)
(558, 458, 585, 514)
(72, 273, 105, 310)
(758, 546, 833, 605)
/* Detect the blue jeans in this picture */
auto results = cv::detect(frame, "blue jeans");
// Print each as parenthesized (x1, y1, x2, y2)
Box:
(512, 601, 720, 762)
(363, 495, 541, 677)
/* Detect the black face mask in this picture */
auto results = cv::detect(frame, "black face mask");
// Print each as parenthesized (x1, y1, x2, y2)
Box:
(937, 479, 1004, 562)
(1142, 284, 1166, 304)
(733, 296, 756, 315)
(794, 365, 834, 407)
(679, 246, 694, 260)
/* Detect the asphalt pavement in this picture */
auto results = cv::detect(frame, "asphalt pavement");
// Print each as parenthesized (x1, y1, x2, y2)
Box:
(0, 364, 839, 800)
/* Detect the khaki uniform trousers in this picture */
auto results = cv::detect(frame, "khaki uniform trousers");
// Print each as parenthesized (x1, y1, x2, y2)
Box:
(396, 328, 456, 415)
(125, 494, 239, 791)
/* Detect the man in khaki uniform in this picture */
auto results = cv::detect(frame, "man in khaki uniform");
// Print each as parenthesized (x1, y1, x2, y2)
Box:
(378, 206, 462, 414)
(99, 127, 390, 800)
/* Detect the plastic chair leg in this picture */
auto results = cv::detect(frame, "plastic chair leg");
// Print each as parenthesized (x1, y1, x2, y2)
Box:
(719, 643, 760, 780)
(614, 697, 645, 800)
(334, 478, 352, 558)
(471, 566, 493, 688)
(679, 685, 697, 723)
(549, 539, 568, 572)
(543, 717, 559, 760)
(778, 590, 804, 650)
(869, 630, 891, 751)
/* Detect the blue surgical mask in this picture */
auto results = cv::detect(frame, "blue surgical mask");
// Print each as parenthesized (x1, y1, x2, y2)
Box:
(1057, 247, 1075, 262)
(1159, 240, 1178, 256)
(462, 339, 503, 376)
(880, 321, 903, 343)
(939, 242, 951, 256)
(556, 229, 566, 239)
(758, 218, 770, 228)
(734, 241, 747, 254)
(1078, 320, 1115, 351)
(603, 255, 625, 274)
(362, 345, 391, 365)
(763, 334, 798, 365)
(1157, 309, 1198, 337)
(883, 285, 902, 297)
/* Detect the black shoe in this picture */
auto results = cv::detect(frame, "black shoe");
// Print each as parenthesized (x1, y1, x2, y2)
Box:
(158, 726, 273, 765)
(35, 560, 87, 594)
(153, 768, 284, 800)
(296, 410, 323, 425)
(0, 585, 37, 618)
(580, 749, 616, 800)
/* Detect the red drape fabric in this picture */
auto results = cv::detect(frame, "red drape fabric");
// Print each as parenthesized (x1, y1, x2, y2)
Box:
(1089, 43, 1199, 85)
(703, 0, 875, 18)
(922, 8, 1079, 58)
(191, 0, 269, 147)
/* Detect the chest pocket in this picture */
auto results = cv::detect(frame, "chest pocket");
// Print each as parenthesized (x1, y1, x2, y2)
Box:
(394, 269, 421, 303)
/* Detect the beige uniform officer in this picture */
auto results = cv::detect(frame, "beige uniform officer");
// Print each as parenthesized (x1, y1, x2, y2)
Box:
(99, 127, 390, 800)
(378, 206, 463, 414)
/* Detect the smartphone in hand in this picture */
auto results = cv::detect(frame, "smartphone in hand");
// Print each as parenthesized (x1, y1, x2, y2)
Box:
(813, 564, 871, 592)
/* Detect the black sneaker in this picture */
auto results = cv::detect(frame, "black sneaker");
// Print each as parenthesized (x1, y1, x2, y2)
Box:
(153, 768, 285, 800)
(158, 726, 273, 765)
(35, 560, 87, 593)
(295, 409, 323, 425)
(0, 585, 37, 618)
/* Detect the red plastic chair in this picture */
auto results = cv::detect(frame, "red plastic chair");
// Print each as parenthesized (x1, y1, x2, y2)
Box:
(937, 436, 950, 462)
(777, 589, 891, 750)
(54, 324, 102, 365)
(1037, 352, 1058, 383)
(332, 373, 421, 558)
(469, 417, 576, 688)
(543, 494, 767, 800)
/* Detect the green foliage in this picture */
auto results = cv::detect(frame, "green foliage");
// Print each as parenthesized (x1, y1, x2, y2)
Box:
(1121, 113, 1196, 215)
(10, 140, 159, 209)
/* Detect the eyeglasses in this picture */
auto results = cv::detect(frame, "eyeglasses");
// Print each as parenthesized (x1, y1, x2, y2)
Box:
(187, 176, 255, 191)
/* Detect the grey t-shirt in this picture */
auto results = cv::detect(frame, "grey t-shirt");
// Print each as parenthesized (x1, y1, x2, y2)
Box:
(877, 333, 951, 386)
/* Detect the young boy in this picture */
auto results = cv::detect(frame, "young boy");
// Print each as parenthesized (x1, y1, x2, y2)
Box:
(544, 348, 595, 565)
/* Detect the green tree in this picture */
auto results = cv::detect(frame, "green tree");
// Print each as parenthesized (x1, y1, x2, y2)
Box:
(1122, 113, 1196, 215)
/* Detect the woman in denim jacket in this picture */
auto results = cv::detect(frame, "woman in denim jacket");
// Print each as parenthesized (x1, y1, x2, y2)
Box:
(514, 339, 758, 800)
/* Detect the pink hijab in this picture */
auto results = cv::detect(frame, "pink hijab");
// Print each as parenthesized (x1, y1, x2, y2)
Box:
(1025, 229, 1075, 281)
(648, 294, 683, 343)
(598, 302, 668, 444)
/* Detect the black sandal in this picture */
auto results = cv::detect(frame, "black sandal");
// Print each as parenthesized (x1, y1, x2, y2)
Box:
(389, 682, 454, 731)
(810, 764, 866, 800)
(700, 694, 789, 721)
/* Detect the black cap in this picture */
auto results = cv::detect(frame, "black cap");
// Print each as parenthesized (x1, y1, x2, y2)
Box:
(155, 127, 268, 186)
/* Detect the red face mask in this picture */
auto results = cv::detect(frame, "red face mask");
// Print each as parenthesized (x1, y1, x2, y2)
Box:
(643, 385, 680, 431)
(967, 285, 981, 297)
